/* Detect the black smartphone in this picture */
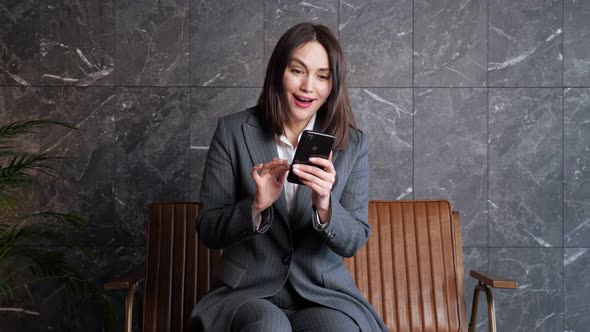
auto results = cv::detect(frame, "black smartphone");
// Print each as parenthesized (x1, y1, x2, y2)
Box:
(287, 130, 335, 185)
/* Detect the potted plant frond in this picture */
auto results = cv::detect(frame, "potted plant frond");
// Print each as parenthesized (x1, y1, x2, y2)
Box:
(0, 119, 112, 330)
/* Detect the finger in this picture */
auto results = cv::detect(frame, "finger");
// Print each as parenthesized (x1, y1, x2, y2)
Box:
(308, 157, 334, 174)
(292, 164, 335, 187)
(265, 163, 290, 177)
(260, 159, 288, 175)
(251, 163, 263, 180)
(293, 164, 335, 184)
(298, 177, 331, 197)
(276, 168, 288, 184)
(262, 159, 287, 167)
(327, 151, 334, 173)
(292, 164, 324, 181)
(265, 159, 289, 168)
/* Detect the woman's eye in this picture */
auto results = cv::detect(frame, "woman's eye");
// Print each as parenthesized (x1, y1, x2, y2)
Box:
(291, 68, 303, 75)
(319, 75, 330, 80)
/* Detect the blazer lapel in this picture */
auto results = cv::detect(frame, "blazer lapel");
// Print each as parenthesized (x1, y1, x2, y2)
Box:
(242, 112, 289, 225)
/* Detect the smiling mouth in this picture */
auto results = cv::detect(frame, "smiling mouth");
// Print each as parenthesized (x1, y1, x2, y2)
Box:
(293, 94, 314, 108)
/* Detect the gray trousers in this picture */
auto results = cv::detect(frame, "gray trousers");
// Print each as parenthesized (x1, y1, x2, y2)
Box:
(230, 280, 360, 332)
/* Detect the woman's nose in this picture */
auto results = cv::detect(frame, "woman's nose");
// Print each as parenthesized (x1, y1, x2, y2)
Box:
(300, 76, 313, 92)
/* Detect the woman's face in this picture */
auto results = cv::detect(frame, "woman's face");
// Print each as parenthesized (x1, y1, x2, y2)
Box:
(282, 41, 332, 128)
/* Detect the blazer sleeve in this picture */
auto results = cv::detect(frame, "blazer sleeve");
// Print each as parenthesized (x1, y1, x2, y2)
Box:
(318, 131, 371, 257)
(197, 117, 263, 249)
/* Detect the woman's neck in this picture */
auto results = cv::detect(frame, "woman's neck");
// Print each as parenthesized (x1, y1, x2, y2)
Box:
(284, 122, 307, 148)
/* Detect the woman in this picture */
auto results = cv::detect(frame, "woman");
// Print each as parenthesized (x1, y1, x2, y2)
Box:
(192, 23, 387, 332)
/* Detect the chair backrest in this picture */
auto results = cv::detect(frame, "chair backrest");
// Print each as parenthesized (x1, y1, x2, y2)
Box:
(144, 202, 220, 332)
(145, 200, 466, 332)
(344, 200, 467, 332)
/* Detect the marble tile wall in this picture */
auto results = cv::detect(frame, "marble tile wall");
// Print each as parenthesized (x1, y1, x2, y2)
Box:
(1, 0, 588, 331)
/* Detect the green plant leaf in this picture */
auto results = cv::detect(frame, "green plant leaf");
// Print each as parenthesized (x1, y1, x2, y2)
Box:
(2, 151, 73, 178)
(0, 119, 77, 144)
(0, 277, 13, 301)
(0, 119, 113, 331)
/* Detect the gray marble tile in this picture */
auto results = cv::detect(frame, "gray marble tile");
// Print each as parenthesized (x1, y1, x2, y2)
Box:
(39, 0, 114, 86)
(189, 87, 259, 200)
(462, 247, 488, 332)
(3, 0, 590, 330)
(490, 248, 563, 332)
(62, 246, 144, 331)
(414, 0, 487, 87)
(0, 87, 42, 216)
(191, 0, 263, 87)
(564, 0, 590, 86)
(565, 248, 590, 332)
(564, 88, 590, 246)
(415, 88, 488, 246)
(0, 1, 39, 86)
(0, 87, 41, 150)
(350, 88, 413, 200)
(115, 0, 189, 86)
(115, 87, 191, 246)
(489, 0, 562, 87)
(0, 246, 144, 332)
(489, 88, 562, 247)
(38, 87, 116, 247)
(264, 0, 338, 67)
(339, 0, 412, 87)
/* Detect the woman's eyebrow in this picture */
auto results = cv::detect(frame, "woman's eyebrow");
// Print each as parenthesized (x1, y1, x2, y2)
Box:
(289, 58, 330, 72)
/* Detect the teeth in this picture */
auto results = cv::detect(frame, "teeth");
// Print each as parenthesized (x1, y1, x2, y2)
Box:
(295, 95, 312, 102)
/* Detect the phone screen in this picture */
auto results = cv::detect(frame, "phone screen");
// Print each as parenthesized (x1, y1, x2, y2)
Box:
(287, 130, 335, 185)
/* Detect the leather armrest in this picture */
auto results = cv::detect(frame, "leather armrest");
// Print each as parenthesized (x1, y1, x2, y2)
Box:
(469, 270, 518, 289)
(104, 271, 145, 291)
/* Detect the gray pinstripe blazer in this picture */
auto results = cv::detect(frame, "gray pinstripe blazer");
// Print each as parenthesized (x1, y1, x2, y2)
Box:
(192, 107, 387, 331)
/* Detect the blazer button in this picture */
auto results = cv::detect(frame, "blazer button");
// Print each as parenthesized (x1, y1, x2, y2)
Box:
(282, 254, 291, 265)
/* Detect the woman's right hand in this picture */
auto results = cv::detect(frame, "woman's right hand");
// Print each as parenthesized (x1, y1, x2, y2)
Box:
(251, 158, 290, 214)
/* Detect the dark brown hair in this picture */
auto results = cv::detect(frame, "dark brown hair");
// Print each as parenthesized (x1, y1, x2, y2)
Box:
(257, 22, 358, 150)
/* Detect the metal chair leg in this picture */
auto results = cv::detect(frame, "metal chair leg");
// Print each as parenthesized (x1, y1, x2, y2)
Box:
(124, 282, 140, 332)
(468, 281, 497, 332)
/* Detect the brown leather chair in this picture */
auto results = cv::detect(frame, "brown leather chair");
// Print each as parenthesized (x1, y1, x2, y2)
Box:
(104, 202, 221, 332)
(105, 200, 516, 332)
(344, 200, 517, 332)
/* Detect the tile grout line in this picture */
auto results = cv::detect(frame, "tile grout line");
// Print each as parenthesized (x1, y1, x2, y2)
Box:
(262, 0, 265, 82)
(5, 84, 590, 88)
(561, 0, 568, 325)
(487, 0, 491, 278)
(188, 0, 191, 86)
(411, 0, 415, 201)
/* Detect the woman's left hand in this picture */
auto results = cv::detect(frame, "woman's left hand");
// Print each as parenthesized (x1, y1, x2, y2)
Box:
(291, 152, 335, 220)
